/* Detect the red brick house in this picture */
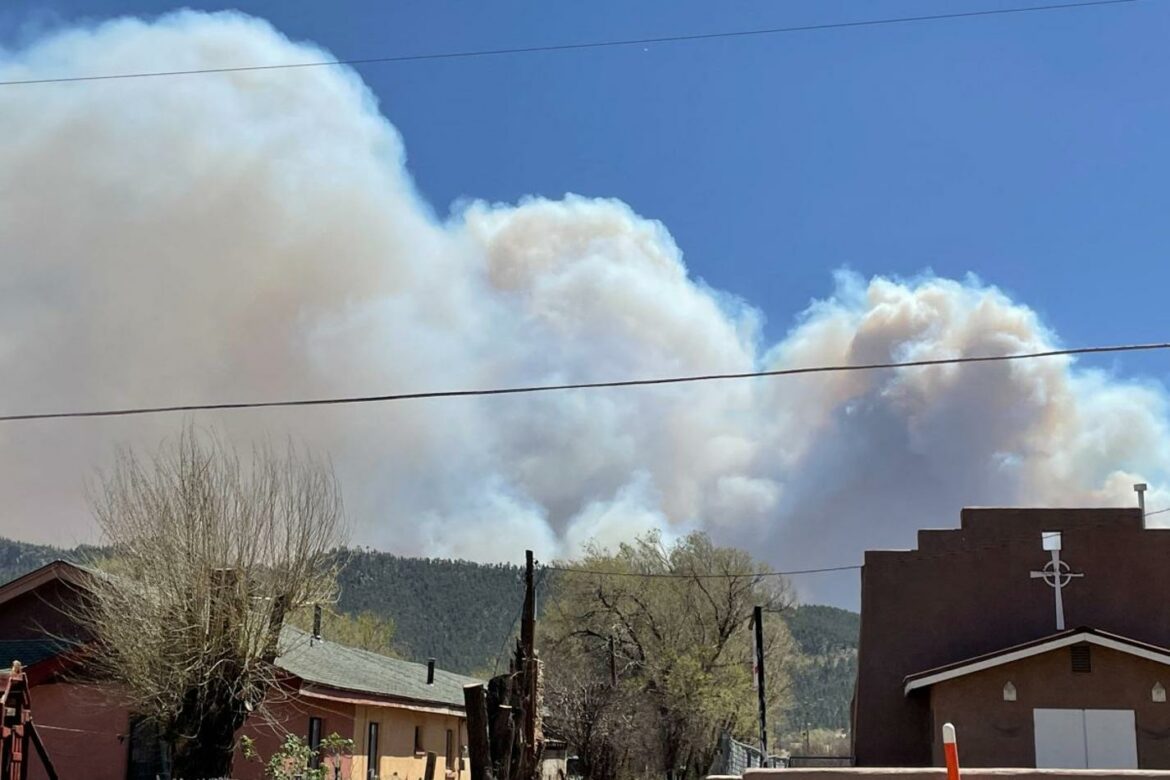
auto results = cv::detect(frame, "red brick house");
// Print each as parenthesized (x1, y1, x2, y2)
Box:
(853, 507, 1170, 769)
(0, 560, 478, 780)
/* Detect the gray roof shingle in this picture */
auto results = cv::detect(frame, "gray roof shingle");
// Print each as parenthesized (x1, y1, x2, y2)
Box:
(275, 626, 481, 708)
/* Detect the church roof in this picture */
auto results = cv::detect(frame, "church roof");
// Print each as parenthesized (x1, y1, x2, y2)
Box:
(903, 627, 1170, 695)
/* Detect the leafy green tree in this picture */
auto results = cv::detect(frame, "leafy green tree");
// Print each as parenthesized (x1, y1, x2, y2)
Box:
(290, 606, 398, 656)
(540, 532, 797, 780)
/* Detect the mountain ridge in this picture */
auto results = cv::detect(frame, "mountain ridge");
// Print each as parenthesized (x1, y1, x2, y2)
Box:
(0, 536, 857, 732)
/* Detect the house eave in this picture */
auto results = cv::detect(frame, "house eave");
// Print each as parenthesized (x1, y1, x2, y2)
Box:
(297, 682, 466, 716)
(904, 629, 1170, 696)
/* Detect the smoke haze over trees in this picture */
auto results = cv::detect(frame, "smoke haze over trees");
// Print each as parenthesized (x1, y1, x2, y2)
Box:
(1, 12, 1168, 606)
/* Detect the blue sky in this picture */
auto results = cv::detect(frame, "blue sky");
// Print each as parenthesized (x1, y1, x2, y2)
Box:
(1, 1, 1169, 600)
(3, 0, 1167, 381)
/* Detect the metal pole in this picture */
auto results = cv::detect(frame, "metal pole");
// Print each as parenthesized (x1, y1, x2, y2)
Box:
(943, 723, 961, 780)
(754, 605, 767, 760)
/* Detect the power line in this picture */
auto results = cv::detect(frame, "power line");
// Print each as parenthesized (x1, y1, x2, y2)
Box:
(0, 0, 1145, 87)
(545, 509, 1170, 579)
(1, 341, 1166, 423)
(543, 564, 861, 579)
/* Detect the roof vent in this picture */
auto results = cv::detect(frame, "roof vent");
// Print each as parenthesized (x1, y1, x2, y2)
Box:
(1071, 644, 1092, 673)
(427, 658, 435, 685)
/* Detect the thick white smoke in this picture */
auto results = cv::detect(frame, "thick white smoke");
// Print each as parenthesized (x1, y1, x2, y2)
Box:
(2, 12, 1167, 604)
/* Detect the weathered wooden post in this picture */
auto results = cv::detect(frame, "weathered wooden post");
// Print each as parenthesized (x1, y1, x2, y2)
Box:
(464, 683, 495, 780)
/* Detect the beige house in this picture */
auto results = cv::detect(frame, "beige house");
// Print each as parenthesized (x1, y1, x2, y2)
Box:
(242, 625, 482, 780)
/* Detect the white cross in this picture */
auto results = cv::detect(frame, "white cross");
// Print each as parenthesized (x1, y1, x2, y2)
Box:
(1030, 541, 1084, 631)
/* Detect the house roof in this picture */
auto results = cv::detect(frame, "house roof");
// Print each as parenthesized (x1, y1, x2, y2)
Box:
(0, 561, 482, 711)
(274, 625, 481, 710)
(903, 627, 1170, 695)
(0, 560, 89, 604)
(0, 639, 73, 669)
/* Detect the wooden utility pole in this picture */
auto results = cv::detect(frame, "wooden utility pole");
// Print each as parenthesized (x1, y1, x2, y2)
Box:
(519, 549, 540, 780)
(754, 605, 767, 763)
(466, 550, 543, 780)
(520, 550, 535, 661)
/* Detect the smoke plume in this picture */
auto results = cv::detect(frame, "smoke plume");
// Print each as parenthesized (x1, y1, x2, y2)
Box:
(2, 12, 1167, 604)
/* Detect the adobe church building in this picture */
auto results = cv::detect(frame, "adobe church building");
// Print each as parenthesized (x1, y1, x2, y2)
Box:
(852, 504, 1170, 770)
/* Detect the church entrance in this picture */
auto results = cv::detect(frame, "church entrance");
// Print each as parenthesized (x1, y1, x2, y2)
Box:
(1033, 709, 1138, 769)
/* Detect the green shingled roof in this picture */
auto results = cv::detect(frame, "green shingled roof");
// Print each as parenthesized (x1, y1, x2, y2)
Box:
(0, 639, 71, 668)
(275, 626, 481, 708)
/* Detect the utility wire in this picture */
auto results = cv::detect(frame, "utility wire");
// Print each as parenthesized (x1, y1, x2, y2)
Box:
(1, 341, 1166, 423)
(0, 0, 1144, 87)
(543, 564, 861, 579)
(546, 509, 1170, 579)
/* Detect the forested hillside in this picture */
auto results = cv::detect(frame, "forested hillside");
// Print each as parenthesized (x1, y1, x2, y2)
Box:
(0, 537, 72, 582)
(0, 537, 859, 731)
(335, 550, 533, 675)
(781, 605, 859, 733)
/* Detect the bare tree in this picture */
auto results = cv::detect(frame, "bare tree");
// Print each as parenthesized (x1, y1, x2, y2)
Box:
(543, 659, 638, 780)
(73, 426, 346, 779)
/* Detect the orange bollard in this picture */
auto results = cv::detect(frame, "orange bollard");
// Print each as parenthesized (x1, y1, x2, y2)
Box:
(943, 723, 960, 780)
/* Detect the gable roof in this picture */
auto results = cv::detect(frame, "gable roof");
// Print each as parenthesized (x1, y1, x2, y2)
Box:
(276, 626, 480, 710)
(0, 560, 89, 605)
(904, 627, 1170, 695)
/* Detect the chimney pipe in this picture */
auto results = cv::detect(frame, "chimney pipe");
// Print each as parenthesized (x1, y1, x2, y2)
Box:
(427, 658, 435, 685)
(1136, 483, 1148, 527)
(312, 605, 323, 642)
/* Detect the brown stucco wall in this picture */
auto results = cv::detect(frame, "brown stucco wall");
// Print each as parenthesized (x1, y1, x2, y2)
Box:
(26, 682, 132, 780)
(0, 580, 89, 641)
(853, 508, 1170, 766)
(926, 645, 1170, 769)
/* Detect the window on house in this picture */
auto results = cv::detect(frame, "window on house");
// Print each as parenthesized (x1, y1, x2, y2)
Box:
(415, 725, 424, 755)
(446, 729, 455, 767)
(308, 717, 323, 770)
(1071, 644, 1092, 673)
(367, 722, 380, 779)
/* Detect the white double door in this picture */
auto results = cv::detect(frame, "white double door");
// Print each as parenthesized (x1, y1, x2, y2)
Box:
(1033, 708, 1138, 769)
